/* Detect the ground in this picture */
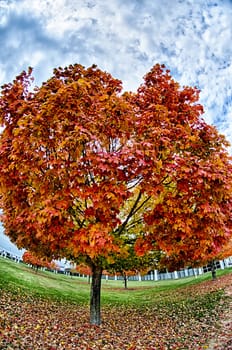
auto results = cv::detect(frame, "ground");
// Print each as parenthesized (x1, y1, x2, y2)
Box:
(0, 271, 232, 349)
(207, 284, 232, 350)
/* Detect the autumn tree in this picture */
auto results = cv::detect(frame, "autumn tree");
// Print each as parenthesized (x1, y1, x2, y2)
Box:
(74, 263, 92, 282)
(107, 247, 158, 289)
(208, 238, 232, 279)
(0, 63, 232, 325)
(74, 263, 92, 277)
(22, 250, 58, 272)
(22, 251, 39, 269)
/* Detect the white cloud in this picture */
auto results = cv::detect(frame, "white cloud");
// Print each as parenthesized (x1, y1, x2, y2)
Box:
(0, 0, 231, 144)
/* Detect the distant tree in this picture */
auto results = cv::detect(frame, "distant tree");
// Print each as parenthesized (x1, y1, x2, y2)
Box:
(0, 64, 232, 325)
(75, 263, 92, 276)
(22, 250, 58, 272)
(209, 238, 232, 280)
(74, 263, 92, 282)
(108, 247, 158, 289)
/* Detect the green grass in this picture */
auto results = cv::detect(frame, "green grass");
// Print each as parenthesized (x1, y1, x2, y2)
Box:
(0, 257, 89, 304)
(1, 256, 232, 307)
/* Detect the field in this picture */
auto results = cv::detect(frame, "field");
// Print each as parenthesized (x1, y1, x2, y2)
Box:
(0, 257, 232, 349)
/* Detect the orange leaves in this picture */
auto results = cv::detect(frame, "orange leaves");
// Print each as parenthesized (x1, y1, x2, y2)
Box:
(71, 224, 119, 259)
(0, 62, 232, 274)
(22, 250, 58, 270)
(75, 263, 92, 276)
(54, 199, 70, 210)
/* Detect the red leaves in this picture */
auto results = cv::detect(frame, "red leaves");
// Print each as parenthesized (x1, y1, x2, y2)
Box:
(84, 207, 95, 218)
(0, 62, 232, 276)
(22, 251, 58, 270)
(71, 224, 120, 259)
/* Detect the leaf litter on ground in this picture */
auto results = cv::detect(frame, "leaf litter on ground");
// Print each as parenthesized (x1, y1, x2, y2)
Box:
(0, 273, 232, 349)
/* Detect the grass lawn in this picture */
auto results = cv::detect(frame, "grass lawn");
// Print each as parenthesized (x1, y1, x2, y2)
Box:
(0, 257, 232, 349)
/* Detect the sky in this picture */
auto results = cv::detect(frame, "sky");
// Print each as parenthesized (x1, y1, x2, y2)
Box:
(0, 0, 232, 255)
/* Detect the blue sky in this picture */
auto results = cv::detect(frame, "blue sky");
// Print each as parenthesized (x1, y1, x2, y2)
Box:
(0, 0, 232, 255)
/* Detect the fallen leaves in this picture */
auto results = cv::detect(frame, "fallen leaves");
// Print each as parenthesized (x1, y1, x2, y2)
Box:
(0, 273, 232, 349)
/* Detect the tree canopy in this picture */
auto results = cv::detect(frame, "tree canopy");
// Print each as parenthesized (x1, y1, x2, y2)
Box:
(0, 63, 232, 324)
(22, 250, 58, 271)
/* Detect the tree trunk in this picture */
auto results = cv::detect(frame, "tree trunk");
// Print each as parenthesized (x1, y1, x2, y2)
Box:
(211, 261, 216, 280)
(90, 264, 102, 325)
(88, 274, 91, 284)
(123, 273, 128, 289)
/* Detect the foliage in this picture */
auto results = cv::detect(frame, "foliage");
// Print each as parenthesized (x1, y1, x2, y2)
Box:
(22, 251, 59, 271)
(107, 248, 160, 288)
(75, 249, 161, 288)
(216, 238, 232, 261)
(1, 64, 231, 264)
(133, 66, 232, 264)
(74, 263, 92, 276)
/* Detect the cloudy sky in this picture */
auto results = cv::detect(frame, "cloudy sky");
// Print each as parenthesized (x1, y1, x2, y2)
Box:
(0, 0, 232, 255)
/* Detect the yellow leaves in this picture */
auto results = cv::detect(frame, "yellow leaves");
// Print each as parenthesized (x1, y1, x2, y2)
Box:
(98, 94, 109, 102)
(12, 118, 29, 137)
(105, 191, 117, 202)
(77, 78, 91, 89)
(156, 158, 163, 171)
